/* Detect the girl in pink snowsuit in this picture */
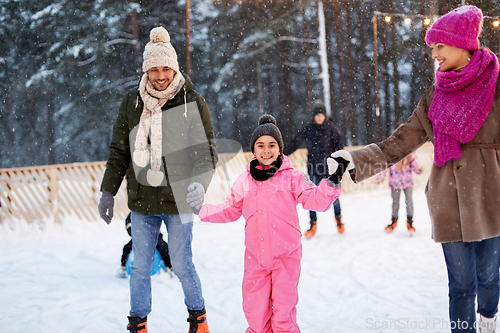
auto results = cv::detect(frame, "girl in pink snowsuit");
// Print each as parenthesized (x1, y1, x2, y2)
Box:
(376, 152, 423, 233)
(199, 115, 347, 333)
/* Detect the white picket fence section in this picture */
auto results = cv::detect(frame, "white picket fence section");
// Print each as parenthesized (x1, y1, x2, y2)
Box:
(0, 143, 434, 224)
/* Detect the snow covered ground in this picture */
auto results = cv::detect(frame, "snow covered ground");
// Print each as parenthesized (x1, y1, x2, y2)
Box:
(0, 184, 455, 333)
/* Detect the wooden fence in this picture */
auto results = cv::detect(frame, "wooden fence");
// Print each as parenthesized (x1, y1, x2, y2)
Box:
(0, 143, 434, 223)
(0, 162, 127, 223)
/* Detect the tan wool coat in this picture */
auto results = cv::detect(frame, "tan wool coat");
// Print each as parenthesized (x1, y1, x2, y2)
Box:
(349, 74, 500, 243)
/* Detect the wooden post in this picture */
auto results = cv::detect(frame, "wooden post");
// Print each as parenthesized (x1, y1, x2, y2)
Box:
(49, 167, 60, 223)
(256, 61, 264, 113)
(186, 0, 191, 77)
(373, 13, 381, 142)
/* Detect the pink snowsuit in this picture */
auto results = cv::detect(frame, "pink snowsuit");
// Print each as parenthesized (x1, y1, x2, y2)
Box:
(199, 156, 341, 333)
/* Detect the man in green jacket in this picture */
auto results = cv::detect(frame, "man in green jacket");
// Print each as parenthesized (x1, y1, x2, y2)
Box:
(98, 26, 217, 333)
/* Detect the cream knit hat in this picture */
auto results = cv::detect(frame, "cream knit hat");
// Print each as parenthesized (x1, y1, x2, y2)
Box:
(142, 27, 180, 73)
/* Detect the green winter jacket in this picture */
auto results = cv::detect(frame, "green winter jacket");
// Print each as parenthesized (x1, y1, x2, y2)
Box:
(100, 74, 218, 215)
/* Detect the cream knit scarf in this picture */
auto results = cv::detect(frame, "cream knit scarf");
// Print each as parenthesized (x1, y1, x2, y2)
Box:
(133, 72, 185, 186)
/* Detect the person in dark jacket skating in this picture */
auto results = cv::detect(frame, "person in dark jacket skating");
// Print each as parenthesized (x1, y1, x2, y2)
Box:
(283, 102, 344, 238)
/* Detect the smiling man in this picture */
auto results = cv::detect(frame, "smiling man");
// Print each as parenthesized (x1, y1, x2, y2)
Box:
(147, 66, 175, 90)
(98, 26, 217, 333)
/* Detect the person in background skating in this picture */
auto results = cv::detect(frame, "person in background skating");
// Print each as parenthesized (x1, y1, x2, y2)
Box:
(330, 6, 500, 333)
(198, 114, 348, 333)
(375, 152, 423, 234)
(117, 212, 173, 278)
(98, 26, 217, 333)
(283, 102, 345, 238)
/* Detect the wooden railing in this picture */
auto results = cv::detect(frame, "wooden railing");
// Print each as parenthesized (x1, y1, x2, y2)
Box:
(0, 162, 127, 223)
(0, 143, 434, 223)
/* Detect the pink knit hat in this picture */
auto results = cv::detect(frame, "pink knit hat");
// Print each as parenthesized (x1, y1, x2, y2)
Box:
(425, 5, 483, 50)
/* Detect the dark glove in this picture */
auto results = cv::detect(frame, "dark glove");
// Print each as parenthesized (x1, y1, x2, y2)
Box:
(327, 157, 350, 184)
(98, 190, 114, 224)
(186, 182, 204, 215)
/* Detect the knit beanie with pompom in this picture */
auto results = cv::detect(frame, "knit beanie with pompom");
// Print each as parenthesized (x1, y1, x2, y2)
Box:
(142, 26, 180, 73)
(425, 5, 483, 50)
(250, 114, 284, 156)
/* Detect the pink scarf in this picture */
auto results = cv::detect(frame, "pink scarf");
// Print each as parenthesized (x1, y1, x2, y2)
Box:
(428, 48, 499, 167)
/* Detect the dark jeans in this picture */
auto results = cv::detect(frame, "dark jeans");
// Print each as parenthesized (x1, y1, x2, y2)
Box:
(308, 173, 341, 220)
(442, 235, 500, 332)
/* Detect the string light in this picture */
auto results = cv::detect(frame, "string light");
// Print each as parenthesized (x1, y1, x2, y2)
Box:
(374, 11, 500, 30)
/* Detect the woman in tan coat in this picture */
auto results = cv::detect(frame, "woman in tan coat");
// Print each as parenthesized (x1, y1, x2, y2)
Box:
(329, 6, 500, 333)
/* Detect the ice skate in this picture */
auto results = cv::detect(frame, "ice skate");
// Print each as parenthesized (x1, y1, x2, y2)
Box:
(385, 218, 398, 232)
(335, 215, 344, 234)
(304, 219, 317, 239)
(164, 266, 174, 278)
(188, 308, 210, 333)
(479, 314, 497, 333)
(116, 266, 127, 278)
(127, 316, 147, 333)
(407, 216, 415, 235)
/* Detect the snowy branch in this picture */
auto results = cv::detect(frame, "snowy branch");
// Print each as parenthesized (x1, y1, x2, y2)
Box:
(234, 36, 317, 60)
(76, 54, 97, 67)
(89, 76, 138, 97)
(104, 39, 140, 48)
